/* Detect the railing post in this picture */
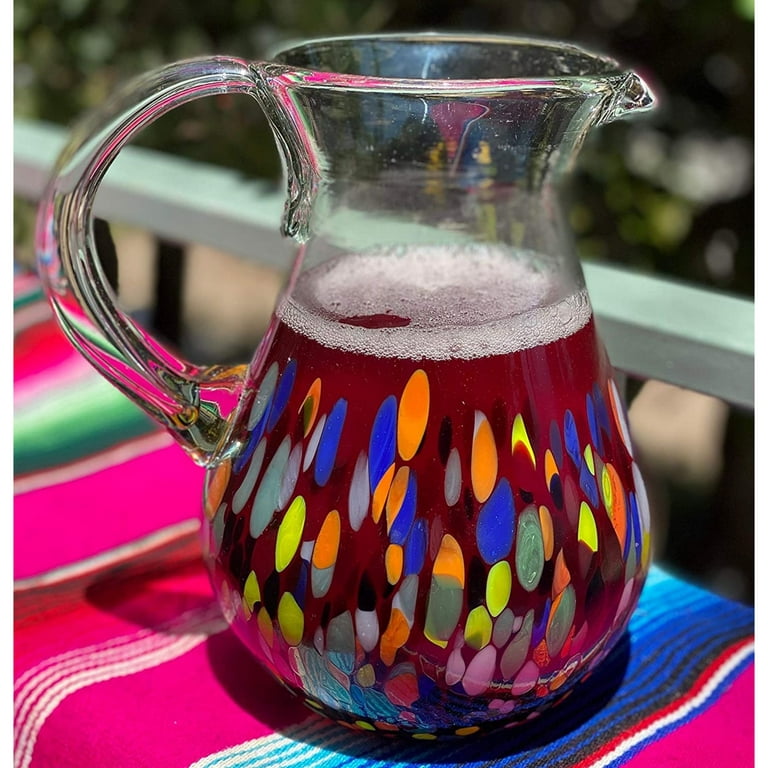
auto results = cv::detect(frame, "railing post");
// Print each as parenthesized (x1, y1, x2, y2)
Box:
(152, 239, 186, 346)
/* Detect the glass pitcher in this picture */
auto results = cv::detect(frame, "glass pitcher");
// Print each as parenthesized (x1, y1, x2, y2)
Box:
(36, 33, 655, 737)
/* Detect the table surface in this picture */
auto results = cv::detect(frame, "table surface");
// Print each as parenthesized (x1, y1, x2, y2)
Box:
(13, 271, 754, 768)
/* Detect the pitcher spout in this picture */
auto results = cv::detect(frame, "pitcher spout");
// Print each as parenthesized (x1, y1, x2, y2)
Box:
(601, 70, 657, 124)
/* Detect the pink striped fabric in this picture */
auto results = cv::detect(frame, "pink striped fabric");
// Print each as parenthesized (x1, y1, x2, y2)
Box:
(14, 271, 754, 767)
(621, 662, 753, 768)
(14, 435, 202, 579)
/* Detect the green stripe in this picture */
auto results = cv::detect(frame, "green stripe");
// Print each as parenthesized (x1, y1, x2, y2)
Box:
(13, 286, 45, 311)
(14, 374, 158, 476)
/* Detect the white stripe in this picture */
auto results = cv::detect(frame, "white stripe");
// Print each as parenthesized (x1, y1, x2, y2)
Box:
(15, 606, 223, 730)
(16, 634, 210, 768)
(15, 627, 166, 696)
(14, 609, 224, 708)
(14, 605, 224, 708)
(14, 431, 176, 494)
(265, 726, 366, 768)
(14, 605, 216, 693)
(188, 719, 326, 768)
(586, 641, 755, 768)
(15, 614, 227, 768)
(188, 718, 361, 768)
(13, 519, 201, 590)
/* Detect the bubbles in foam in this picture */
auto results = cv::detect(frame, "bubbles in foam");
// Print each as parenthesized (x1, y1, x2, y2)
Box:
(279, 245, 592, 360)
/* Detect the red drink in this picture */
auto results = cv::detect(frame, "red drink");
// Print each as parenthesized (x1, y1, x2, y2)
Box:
(202, 246, 651, 735)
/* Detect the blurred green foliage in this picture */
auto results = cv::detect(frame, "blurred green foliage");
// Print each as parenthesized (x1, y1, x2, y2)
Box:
(15, 0, 753, 296)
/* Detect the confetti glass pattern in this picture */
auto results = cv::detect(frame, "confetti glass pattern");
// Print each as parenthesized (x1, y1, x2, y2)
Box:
(201, 311, 651, 738)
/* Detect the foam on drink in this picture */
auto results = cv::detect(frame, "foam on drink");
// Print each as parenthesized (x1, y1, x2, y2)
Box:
(278, 245, 592, 360)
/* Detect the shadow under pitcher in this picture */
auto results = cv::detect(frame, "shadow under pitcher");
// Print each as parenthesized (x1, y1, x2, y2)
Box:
(36, 33, 656, 737)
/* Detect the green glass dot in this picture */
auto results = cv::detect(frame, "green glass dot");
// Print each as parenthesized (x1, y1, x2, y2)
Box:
(546, 584, 576, 656)
(327, 610, 355, 655)
(500, 609, 534, 679)
(492, 607, 516, 647)
(601, 466, 613, 511)
(515, 506, 544, 592)
(424, 576, 463, 647)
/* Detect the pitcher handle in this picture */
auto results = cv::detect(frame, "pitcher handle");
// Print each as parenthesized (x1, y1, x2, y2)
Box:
(36, 57, 260, 465)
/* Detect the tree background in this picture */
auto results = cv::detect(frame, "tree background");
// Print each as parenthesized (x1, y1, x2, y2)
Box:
(14, 0, 754, 601)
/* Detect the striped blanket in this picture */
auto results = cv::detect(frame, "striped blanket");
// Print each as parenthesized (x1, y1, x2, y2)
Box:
(14, 271, 754, 767)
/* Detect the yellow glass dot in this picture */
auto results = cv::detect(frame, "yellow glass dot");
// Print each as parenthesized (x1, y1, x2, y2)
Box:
(277, 592, 304, 646)
(511, 413, 536, 467)
(356, 664, 376, 688)
(578, 502, 599, 552)
(243, 570, 261, 613)
(275, 496, 306, 572)
(486, 561, 512, 617)
(601, 466, 614, 512)
(257, 606, 273, 646)
(584, 444, 595, 475)
(464, 605, 493, 650)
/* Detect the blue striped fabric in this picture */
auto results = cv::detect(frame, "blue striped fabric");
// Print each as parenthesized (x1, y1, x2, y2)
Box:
(190, 567, 753, 768)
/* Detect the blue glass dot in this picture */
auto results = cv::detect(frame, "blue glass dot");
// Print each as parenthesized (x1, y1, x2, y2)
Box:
(593, 383, 612, 441)
(549, 473, 564, 510)
(403, 518, 427, 576)
(629, 491, 642, 563)
(586, 393, 604, 456)
(390, 473, 417, 545)
(476, 478, 515, 564)
(549, 419, 564, 468)
(579, 461, 600, 508)
(418, 674, 437, 701)
(294, 559, 309, 610)
(267, 359, 297, 432)
(564, 410, 581, 470)
(314, 398, 347, 487)
(531, 596, 551, 647)
(369, 395, 397, 490)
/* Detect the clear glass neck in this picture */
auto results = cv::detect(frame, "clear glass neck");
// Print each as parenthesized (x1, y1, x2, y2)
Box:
(254, 33, 654, 260)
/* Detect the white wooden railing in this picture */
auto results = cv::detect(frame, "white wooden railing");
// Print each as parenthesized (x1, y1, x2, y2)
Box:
(14, 117, 754, 410)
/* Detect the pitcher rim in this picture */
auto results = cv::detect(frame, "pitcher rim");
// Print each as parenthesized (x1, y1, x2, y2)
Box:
(264, 31, 629, 93)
